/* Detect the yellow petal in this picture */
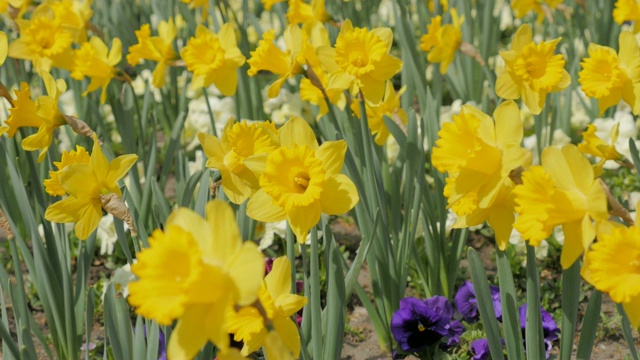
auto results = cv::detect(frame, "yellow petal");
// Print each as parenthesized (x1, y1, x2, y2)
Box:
(166, 207, 213, 258)
(263, 331, 294, 360)
(226, 242, 265, 306)
(320, 174, 359, 215)
(493, 100, 523, 147)
(315, 140, 347, 175)
(106, 154, 138, 189)
(167, 302, 228, 359)
(623, 295, 640, 330)
(496, 71, 521, 100)
(74, 201, 103, 240)
(487, 204, 515, 251)
(247, 189, 288, 223)
(214, 66, 239, 97)
(272, 316, 302, 357)
(288, 202, 322, 243)
(511, 24, 533, 53)
(279, 116, 318, 149)
(265, 257, 291, 300)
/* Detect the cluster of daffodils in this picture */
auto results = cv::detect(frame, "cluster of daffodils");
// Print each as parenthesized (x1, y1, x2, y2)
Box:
(127, 201, 307, 359)
(433, 18, 640, 328)
(199, 116, 359, 242)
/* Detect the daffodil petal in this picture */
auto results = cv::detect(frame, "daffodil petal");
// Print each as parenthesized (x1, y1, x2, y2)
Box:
(320, 174, 359, 215)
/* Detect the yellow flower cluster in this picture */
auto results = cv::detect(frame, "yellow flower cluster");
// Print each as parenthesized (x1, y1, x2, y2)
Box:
(200, 116, 359, 243)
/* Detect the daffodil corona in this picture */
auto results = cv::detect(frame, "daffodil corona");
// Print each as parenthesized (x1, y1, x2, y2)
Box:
(432, 101, 532, 249)
(496, 24, 570, 115)
(246, 116, 359, 242)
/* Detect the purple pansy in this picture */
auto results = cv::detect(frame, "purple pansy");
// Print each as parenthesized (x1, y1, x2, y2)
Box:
(454, 281, 502, 322)
(470, 338, 491, 360)
(391, 296, 464, 353)
(518, 303, 559, 358)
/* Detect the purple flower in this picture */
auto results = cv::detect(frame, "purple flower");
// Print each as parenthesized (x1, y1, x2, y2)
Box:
(470, 338, 491, 360)
(265, 257, 275, 274)
(425, 295, 455, 320)
(391, 297, 450, 352)
(157, 330, 167, 360)
(455, 281, 502, 322)
(518, 304, 559, 358)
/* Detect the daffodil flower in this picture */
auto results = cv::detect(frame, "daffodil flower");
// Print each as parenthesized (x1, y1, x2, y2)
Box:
(6, 72, 68, 162)
(8, 14, 75, 73)
(420, 9, 464, 74)
(248, 25, 304, 98)
(316, 20, 403, 104)
(513, 144, 609, 269)
(579, 31, 640, 115)
(127, 200, 264, 359)
(198, 118, 279, 204)
(71, 37, 122, 104)
(247, 116, 359, 242)
(578, 123, 624, 176)
(181, 24, 246, 95)
(44, 135, 138, 240)
(614, 0, 640, 31)
(432, 100, 532, 249)
(227, 256, 307, 358)
(127, 19, 177, 88)
(496, 24, 570, 115)
(582, 216, 640, 329)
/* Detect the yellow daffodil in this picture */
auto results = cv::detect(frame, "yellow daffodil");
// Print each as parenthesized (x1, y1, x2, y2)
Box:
(316, 20, 403, 104)
(287, 0, 329, 25)
(8, 13, 75, 73)
(614, 0, 640, 31)
(248, 25, 304, 98)
(71, 37, 122, 104)
(127, 19, 177, 88)
(578, 123, 623, 176)
(6, 72, 67, 162)
(247, 116, 359, 242)
(198, 119, 279, 204)
(419, 9, 464, 74)
(350, 82, 407, 146)
(44, 135, 138, 240)
(180, 0, 208, 18)
(511, 0, 563, 23)
(301, 21, 330, 69)
(44, 145, 91, 196)
(0, 31, 6, 66)
(579, 31, 640, 115)
(513, 144, 609, 269)
(496, 24, 570, 115)
(432, 100, 532, 249)
(227, 256, 307, 358)
(181, 24, 246, 95)
(128, 200, 265, 359)
(582, 218, 640, 328)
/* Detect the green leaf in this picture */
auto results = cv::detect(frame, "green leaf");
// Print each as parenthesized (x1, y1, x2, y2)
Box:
(576, 290, 601, 359)
(467, 248, 504, 359)
(496, 250, 524, 360)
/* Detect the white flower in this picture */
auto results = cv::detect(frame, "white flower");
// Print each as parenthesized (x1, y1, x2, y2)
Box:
(509, 228, 549, 266)
(629, 192, 640, 211)
(131, 69, 162, 102)
(183, 93, 235, 150)
(101, 262, 136, 301)
(97, 214, 119, 256)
